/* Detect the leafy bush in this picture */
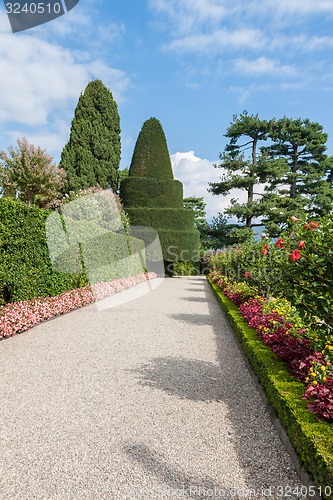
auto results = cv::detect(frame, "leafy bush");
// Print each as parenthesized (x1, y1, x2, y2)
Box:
(173, 261, 200, 276)
(209, 214, 333, 337)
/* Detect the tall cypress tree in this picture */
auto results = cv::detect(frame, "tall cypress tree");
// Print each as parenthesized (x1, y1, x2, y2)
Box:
(60, 79, 121, 193)
(120, 118, 199, 270)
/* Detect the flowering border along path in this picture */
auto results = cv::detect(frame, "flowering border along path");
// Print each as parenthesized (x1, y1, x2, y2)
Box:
(0, 273, 156, 340)
(208, 276, 333, 500)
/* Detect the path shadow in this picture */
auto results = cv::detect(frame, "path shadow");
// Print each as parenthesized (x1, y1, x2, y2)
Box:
(129, 357, 223, 401)
(169, 313, 214, 327)
(182, 297, 209, 303)
(129, 279, 303, 495)
(123, 442, 240, 499)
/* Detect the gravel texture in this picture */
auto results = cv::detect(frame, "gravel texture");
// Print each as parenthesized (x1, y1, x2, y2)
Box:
(0, 276, 307, 499)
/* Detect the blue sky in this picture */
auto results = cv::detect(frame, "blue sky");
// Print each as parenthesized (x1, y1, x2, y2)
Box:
(1, 0, 333, 219)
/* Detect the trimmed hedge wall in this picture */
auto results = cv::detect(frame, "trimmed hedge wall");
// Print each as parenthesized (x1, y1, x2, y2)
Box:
(208, 277, 333, 499)
(158, 229, 200, 261)
(0, 198, 146, 305)
(0, 198, 86, 304)
(126, 207, 195, 231)
(120, 178, 183, 209)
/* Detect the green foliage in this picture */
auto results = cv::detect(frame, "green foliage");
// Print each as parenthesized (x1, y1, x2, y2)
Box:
(118, 167, 129, 190)
(173, 260, 200, 276)
(120, 178, 183, 208)
(259, 117, 330, 231)
(0, 198, 86, 304)
(121, 118, 199, 264)
(209, 278, 333, 498)
(126, 207, 195, 231)
(210, 214, 333, 336)
(129, 117, 174, 180)
(60, 79, 121, 193)
(0, 137, 66, 208)
(208, 213, 251, 248)
(209, 111, 279, 230)
(281, 216, 333, 334)
(183, 196, 211, 251)
(157, 229, 200, 262)
(210, 112, 333, 237)
(0, 196, 145, 305)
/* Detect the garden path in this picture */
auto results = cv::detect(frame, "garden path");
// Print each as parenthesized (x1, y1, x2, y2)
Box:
(0, 276, 306, 499)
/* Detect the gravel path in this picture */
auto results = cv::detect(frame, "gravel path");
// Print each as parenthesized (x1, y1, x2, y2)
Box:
(0, 276, 307, 499)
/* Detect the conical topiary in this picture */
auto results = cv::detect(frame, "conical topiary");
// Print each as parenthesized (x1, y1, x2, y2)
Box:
(120, 118, 199, 271)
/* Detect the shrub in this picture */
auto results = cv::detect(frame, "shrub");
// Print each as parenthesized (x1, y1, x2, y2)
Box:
(173, 261, 200, 276)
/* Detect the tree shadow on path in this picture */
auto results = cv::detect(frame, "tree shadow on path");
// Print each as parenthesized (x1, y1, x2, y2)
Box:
(123, 442, 243, 499)
(129, 278, 304, 497)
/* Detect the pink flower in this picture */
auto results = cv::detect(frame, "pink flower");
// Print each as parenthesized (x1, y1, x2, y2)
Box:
(244, 272, 250, 278)
(262, 244, 269, 255)
(0, 273, 156, 340)
(290, 216, 300, 222)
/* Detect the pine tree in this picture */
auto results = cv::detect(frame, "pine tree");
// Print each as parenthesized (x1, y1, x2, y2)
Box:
(120, 118, 199, 272)
(60, 79, 121, 193)
(209, 111, 284, 235)
(260, 117, 329, 233)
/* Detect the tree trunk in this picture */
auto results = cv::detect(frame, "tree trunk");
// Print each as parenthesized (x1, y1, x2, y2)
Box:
(290, 146, 298, 199)
(246, 137, 257, 228)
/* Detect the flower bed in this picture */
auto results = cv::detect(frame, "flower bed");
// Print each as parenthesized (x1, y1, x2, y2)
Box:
(208, 276, 333, 499)
(0, 273, 156, 340)
(210, 270, 333, 422)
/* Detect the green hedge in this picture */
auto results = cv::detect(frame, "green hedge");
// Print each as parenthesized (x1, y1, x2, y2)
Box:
(0, 198, 86, 304)
(208, 277, 333, 499)
(158, 229, 200, 262)
(126, 207, 195, 231)
(0, 198, 146, 304)
(120, 177, 183, 208)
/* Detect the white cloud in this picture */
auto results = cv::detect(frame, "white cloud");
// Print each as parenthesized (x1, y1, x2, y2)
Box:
(6, 119, 71, 157)
(0, 30, 129, 127)
(254, 0, 333, 15)
(233, 57, 296, 77)
(149, 0, 228, 32)
(165, 28, 265, 54)
(170, 151, 248, 220)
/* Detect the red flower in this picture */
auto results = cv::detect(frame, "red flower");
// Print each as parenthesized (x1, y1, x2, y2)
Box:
(276, 238, 284, 248)
(298, 241, 306, 248)
(304, 224, 310, 229)
(244, 271, 250, 278)
(262, 244, 269, 255)
(309, 221, 319, 230)
(290, 249, 301, 261)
